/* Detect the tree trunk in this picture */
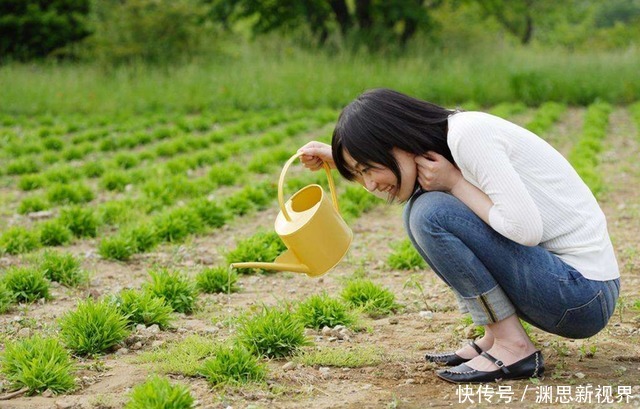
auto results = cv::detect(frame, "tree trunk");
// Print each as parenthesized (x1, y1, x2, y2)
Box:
(521, 14, 533, 44)
(355, 0, 372, 29)
(329, 0, 351, 35)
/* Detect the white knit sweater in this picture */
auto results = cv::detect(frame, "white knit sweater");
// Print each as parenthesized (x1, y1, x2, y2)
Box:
(447, 111, 619, 281)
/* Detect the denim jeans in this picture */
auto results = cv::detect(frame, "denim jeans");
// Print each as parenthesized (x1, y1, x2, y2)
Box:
(403, 190, 620, 339)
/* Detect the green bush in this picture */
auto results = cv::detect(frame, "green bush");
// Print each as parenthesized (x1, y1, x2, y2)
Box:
(0, 335, 76, 395)
(38, 220, 73, 246)
(98, 201, 133, 226)
(238, 306, 309, 358)
(0, 226, 40, 255)
(226, 231, 287, 274)
(199, 344, 266, 386)
(115, 289, 174, 329)
(144, 269, 197, 314)
(296, 293, 357, 330)
(124, 375, 194, 409)
(196, 266, 238, 294)
(59, 298, 130, 356)
(341, 279, 397, 318)
(39, 250, 87, 287)
(2, 266, 50, 303)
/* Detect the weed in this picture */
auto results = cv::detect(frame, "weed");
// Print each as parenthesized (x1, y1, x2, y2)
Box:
(196, 266, 239, 294)
(387, 239, 426, 270)
(114, 152, 140, 169)
(226, 231, 287, 274)
(294, 345, 384, 368)
(47, 183, 94, 205)
(60, 206, 99, 237)
(98, 201, 134, 226)
(208, 163, 243, 187)
(39, 250, 87, 287)
(144, 269, 197, 314)
(18, 174, 45, 191)
(38, 220, 73, 246)
(578, 343, 597, 360)
(135, 334, 217, 376)
(124, 375, 194, 409)
(114, 289, 174, 329)
(82, 160, 106, 178)
(2, 266, 50, 302)
(0, 335, 76, 395)
(223, 194, 256, 216)
(126, 223, 159, 252)
(296, 293, 357, 330)
(199, 343, 267, 386)
(101, 170, 131, 192)
(7, 158, 39, 175)
(341, 279, 398, 318)
(44, 165, 81, 184)
(0, 281, 15, 313)
(192, 199, 229, 228)
(18, 196, 49, 215)
(152, 207, 202, 243)
(98, 235, 135, 261)
(238, 305, 309, 358)
(59, 297, 130, 356)
(402, 274, 431, 311)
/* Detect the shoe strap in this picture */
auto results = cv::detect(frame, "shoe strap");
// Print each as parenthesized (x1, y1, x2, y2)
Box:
(480, 352, 511, 375)
(469, 341, 483, 355)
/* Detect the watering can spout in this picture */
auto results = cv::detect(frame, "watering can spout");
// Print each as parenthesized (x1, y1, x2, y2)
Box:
(230, 250, 311, 274)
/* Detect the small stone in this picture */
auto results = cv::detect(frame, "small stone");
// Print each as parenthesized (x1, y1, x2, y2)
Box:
(131, 342, 143, 350)
(204, 327, 218, 335)
(55, 399, 76, 409)
(319, 367, 331, 379)
(115, 348, 129, 355)
(362, 384, 372, 390)
(151, 340, 164, 348)
(42, 389, 54, 397)
(328, 336, 338, 342)
(282, 362, 296, 371)
(419, 311, 433, 319)
(321, 326, 332, 336)
(17, 327, 31, 338)
(389, 317, 399, 325)
(405, 378, 415, 384)
(146, 324, 160, 334)
(12, 316, 22, 322)
(575, 372, 586, 379)
(334, 325, 346, 332)
(28, 210, 54, 220)
(136, 324, 146, 332)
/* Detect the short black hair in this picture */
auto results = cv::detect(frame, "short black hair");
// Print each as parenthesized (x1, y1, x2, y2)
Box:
(332, 88, 457, 189)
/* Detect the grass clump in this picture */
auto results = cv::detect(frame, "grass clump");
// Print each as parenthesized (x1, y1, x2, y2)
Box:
(135, 334, 217, 376)
(59, 298, 130, 356)
(199, 343, 267, 386)
(38, 220, 73, 246)
(294, 345, 384, 368)
(387, 239, 427, 270)
(0, 335, 76, 395)
(196, 267, 238, 294)
(101, 170, 132, 192)
(47, 183, 94, 205)
(126, 224, 160, 253)
(0, 282, 15, 312)
(0, 226, 40, 255)
(341, 279, 398, 318)
(296, 293, 357, 330)
(192, 199, 229, 228)
(144, 269, 197, 314)
(152, 207, 202, 243)
(125, 375, 194, 409)
(18, 196, 49, 214)
(2, 266, 50, 303)
(59, 206, 99, 238)
(226, 231, 287, 274)
(238, 306, 309, 358)
(39, 250, 87, 287)
(115, 289, 174, 329)
(18, 174, 45, 191)
(98, 235, 135, 261)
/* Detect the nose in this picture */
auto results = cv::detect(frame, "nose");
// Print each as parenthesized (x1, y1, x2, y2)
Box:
(363, 174, 377, 192)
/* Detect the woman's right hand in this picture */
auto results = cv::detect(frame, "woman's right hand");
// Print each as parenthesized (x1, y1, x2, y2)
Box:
(297, 141, 335, 171)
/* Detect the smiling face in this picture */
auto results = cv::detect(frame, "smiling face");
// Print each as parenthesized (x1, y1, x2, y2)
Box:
(342, 147, 417, 203)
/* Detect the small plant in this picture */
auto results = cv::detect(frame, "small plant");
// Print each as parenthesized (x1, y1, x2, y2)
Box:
(124, 375, 194, 409)
(59, 206, 99, 237)
(0, 282, 15, 313)
(578, 343, 597, 360)
(38, 220, 73, 246)
(226, 231, 287, 274)
(2, 266, 50, 303)
(59, 297, 130, 356)
(403, 274, 431, 311)
(341, 279, 397, 318)
(98, 201, 134, 226)
(199, 343, 267, 386)
(208, 163, 242, 187)
(144, 269, 197, 314)
(460, 315, 485, 338)
(0, 226, 40, 255)
(135, 334, 217, 376)
(196, 267, 239, 294)
(126, 223, 159, 252)
(18, 174, 45, 191)
(101, 170, 132, 192)
(82, 160, 106, 178)
(296, 293, 357, 329)
(294, 345, 384, 368)
(99, 235, 135, 261)
(18, 196, 49, 214)
(192, 199, 229, 228)
(0, 335, 76, 395)
(114, 152, 140, 169)
(238, 305, 309, 358)
(47, 183, 94, 205)
(115, 289, 174, 329)
(39, 250, 87, 287)
(152, 207, 202, 243)
(387, 239, 426, 270)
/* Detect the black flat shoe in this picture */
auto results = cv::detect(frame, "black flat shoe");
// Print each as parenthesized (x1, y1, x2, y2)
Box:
(436, 350, 544, 383)
(425, 341, 484, 366)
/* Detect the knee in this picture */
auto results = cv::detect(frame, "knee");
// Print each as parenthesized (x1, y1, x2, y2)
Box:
(408, 191, 459, 234)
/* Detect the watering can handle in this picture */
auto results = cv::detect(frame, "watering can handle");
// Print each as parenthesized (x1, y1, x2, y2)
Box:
(278, 152, 340, 222)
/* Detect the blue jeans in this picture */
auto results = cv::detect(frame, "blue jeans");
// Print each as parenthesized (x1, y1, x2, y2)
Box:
(403, 191, 620, 339)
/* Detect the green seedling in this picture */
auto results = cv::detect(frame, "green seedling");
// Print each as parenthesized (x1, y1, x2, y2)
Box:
(225, 230, 287, 274)
(98, 201, 134, 226)
(39, 250, 88, 287)
(192, 198, 229, 228)
(199, 343, 267, 386)
(18, 174, 45, 191)
(7, 158, 40, 175)
(38, 220, 72, 246)
(135, 334, 217, 376)
(223, 194, 256, 216)
(152, 207, 202, 243)
(0, 227, 41, 255)
(59, 206, 99, 238)
(0, 335, 76, 395)
(101, 170, 132, 192)
(208, 163, 243, 187)
(387, 239, 426, 270)
(341, 279, 398, 318)
(238, 305, 309, 358)
(294, 345, 384, 368)
(0, 282, 15, 313)
(18, 196, 49, 215)
(59, 297, 130, 356)
(43, 136, 64, 151)
(82, 160, 106, 178)
(99, 235, 135, 261)
(44, 165, 81, 184)
(47, 183, 94, 205)
(124, 375, 194, 409)
(126, 223, 159, 252)
(114, 152, 140, 169)
(296, 292, 357, 330)
(196, 266, 239, 294)
(144, 269, 197, 314)
(578, 344, 597, 360)
(2, 266, 50, 303)
(114, 289, 174, 329)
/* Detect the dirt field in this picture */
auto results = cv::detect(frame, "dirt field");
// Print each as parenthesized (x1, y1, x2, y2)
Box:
(1, 107, 639, 409)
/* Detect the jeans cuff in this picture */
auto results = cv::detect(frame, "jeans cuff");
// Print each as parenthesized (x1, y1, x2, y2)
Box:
(454, 292, 469, 313)
(462, 285, 516, 326)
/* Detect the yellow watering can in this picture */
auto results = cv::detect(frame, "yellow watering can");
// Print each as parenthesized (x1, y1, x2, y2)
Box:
(230, 152, 352, 277)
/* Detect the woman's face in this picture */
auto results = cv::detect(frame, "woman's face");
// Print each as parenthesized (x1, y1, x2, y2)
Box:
(343, 148, 417, 203)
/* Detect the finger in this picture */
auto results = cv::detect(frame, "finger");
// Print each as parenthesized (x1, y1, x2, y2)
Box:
(414, 155, 431, 166)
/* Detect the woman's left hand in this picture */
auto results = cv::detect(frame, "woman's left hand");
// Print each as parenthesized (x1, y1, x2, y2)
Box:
(415, 152, 463, 192)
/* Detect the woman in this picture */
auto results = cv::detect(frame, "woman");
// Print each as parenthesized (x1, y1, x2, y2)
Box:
(297, 88, 620, 383)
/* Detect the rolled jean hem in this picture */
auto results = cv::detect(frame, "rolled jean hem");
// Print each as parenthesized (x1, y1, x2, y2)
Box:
(462, 285, 516, 326)
(454, 292, 469, 314)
